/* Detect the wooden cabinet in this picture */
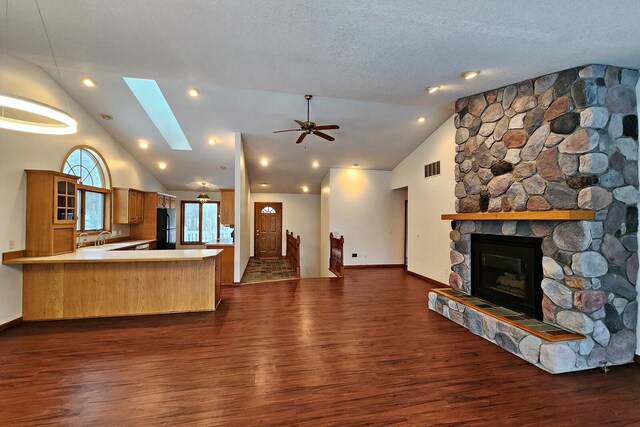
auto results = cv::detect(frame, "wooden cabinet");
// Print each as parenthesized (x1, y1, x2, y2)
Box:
(26, 170, 79, 256)
(219, 189, 235, 226)
(156, 193, 176, 209)
(205, 244, 234, 284)
(113, 188, 145, 224)
(53, 176, 77, 224)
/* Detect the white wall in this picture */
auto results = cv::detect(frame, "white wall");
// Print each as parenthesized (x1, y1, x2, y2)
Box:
(250, 193, 321, 277)
(391, 115, 457, 284)
(328, 168, 405, 266)
(319, 173, 332, 277)
(234, 134, 251, 282)
(173, 190, 221, 249)
(0, 56, 165, 326)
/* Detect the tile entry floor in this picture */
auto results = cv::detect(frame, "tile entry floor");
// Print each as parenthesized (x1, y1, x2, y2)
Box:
(240, 257, 297, 283)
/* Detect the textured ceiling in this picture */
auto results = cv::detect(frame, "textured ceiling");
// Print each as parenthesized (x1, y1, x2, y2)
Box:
(2, 0, 640, 192)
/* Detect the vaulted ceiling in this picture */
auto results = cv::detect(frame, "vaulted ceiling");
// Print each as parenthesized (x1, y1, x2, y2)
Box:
(3, 0, 640, 193)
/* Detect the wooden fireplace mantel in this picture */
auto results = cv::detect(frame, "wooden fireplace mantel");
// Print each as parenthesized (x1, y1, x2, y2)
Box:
(441, 210, 595, 221)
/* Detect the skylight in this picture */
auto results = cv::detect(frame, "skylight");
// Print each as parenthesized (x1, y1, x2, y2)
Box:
(123, 77, 192, 151)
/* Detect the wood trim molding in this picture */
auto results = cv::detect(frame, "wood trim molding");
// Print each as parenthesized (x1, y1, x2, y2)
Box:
(345, 264, 405, 269)
(406, 270, 449, 287)
(2, 250, 26, 263)
(441, 210, 595, 221)
(0, 317, 22, 332)
(635, 354, 640, 364)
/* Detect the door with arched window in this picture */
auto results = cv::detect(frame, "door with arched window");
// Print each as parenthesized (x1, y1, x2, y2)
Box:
(254, 202, 282, 259)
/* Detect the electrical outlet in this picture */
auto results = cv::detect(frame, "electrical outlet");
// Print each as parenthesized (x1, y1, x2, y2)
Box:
(8, 240, 15, 250)
(352, 253, 358, 258)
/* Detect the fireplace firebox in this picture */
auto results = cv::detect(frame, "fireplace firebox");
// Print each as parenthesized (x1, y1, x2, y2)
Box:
(470, 234, 543, 320)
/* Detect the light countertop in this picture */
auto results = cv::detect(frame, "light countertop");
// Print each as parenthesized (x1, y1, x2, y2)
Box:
(4, 249, 223, 265)
(77, 239, 156, 251)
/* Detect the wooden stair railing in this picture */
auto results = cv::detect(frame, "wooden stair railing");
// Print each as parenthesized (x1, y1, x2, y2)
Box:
(286, 230, 301, 278)
(329, 232, 344, 278)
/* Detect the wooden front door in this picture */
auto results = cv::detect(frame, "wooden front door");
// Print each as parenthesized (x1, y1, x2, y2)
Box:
(254, 202, 282, 259)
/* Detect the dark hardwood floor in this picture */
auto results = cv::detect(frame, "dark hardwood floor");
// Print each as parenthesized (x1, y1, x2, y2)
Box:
(1, 268, 640, 425)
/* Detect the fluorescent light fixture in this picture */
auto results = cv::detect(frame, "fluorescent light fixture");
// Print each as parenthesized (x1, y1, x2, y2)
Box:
(123, 77, 192, 151)
(0, 93, 77, 135)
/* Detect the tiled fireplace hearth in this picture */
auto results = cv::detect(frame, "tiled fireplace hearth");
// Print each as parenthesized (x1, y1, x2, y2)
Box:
(429, 64, 639, 374)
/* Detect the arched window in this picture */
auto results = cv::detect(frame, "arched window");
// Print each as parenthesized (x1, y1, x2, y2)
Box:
(61, 146, 111, 232)
(63, 147, 107, 188)
(261, 206, 276, 214)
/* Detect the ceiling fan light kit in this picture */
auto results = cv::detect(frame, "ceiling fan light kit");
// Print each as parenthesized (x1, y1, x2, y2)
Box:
(273, 94, 340, 144)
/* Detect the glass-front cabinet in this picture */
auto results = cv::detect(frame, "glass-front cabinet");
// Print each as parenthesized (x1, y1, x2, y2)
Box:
(54, 176, 76, 224)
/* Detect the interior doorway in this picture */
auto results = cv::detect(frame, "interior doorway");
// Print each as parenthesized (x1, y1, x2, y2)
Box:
(404, 199, 408, 269)
(254, 202, 283, 259)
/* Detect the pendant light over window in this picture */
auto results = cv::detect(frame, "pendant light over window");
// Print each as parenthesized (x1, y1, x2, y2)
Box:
(0, 0, 78, 135)
(197, 182, 211, 204)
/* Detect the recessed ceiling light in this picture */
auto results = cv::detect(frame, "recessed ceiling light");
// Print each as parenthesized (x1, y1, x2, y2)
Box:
(425, 86, 440, 94)
(260, 183, 268, 187)
(302, 186, 309, 193)
(219, 165, 227, 171)
(208, 137, 216, 145)
(188, 88, 200, 97)
(82, 78, 96, 88)
(138, 139, 149, 149)
(260, 158, 269, 166)
(462, 71, 480, 80)
(352, 163, 359, 168)
(312, 161, 319, 168)
(100, 113, 113, 120)
(158, 162, 167, 170)
(417, 116, 426, 123)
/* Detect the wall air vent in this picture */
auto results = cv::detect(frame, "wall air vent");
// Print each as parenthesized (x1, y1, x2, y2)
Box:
(424, 161, 441, 178)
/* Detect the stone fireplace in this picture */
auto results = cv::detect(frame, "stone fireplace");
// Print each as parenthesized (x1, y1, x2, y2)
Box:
(429, 64, 639, 373)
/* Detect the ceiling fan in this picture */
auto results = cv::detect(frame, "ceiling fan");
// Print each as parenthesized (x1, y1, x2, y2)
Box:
(273, 95, 340, 144)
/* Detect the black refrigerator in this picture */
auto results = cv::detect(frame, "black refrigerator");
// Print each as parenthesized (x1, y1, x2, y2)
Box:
(156, 208, 176, 249)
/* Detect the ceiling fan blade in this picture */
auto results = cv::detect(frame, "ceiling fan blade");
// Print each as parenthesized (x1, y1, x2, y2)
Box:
(313, 131, 335, 142)
(296, 133, 308, 144)
(273, 129, 305, 133)
(313, 124, 340, 131)
(294, 120, 307, 128)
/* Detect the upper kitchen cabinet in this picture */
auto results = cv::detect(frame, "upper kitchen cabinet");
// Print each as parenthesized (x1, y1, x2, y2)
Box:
(25, 170, 79, 256)
(219, 189, 235, 226)
(156, 193, 176, 209)
(113, 188, 145, 224)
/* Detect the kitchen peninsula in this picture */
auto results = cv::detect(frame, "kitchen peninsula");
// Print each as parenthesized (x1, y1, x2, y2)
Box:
(4, 248, 223, 320)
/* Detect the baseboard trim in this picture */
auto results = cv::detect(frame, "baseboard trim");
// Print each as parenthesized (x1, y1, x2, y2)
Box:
(635, 354, 640, 364)
(344, 264, 405, 269)
(2, 249, 26, 263)
(407, 270, 449, 288)
(0, 317, 22, 332)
